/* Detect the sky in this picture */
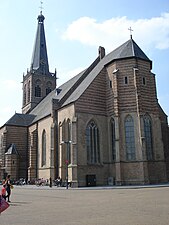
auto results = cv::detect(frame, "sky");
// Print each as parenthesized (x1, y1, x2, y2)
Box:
(0, 0, 169, 127)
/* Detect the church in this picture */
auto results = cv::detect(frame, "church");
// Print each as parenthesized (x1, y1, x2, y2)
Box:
(0, 11, 169, 187)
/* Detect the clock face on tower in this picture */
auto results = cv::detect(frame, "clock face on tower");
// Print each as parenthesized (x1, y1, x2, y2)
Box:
(40, 59, 46, 65)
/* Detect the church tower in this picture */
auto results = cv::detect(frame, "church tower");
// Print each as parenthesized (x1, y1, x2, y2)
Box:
(22, 11, 56, 114)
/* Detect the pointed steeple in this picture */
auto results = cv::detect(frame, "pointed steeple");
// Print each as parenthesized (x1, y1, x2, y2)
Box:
(30, 11, 49, 74)
(22, 11, 56, 114)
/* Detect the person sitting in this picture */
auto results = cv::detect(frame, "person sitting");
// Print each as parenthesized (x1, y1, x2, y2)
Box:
(56, 177, 62, 187)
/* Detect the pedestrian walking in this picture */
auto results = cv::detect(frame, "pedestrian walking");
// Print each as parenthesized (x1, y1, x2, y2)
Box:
(5, 175, 12, 202)
(49, 177, 52, 188)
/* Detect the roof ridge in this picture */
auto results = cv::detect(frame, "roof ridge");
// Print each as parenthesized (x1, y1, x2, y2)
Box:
(130, 38, 135, 56)
(59, 56, 100, 106)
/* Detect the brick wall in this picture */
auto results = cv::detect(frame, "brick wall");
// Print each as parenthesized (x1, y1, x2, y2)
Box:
(5, 125, 28, 180)
(75, 68, 107, 115)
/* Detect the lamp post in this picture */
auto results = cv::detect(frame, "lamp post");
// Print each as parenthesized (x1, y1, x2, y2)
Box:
(61, 140, 71, 189)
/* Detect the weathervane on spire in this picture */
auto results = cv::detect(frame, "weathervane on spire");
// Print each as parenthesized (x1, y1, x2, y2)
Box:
(128, 26, 133, 39)
(40, 1, 43, 14)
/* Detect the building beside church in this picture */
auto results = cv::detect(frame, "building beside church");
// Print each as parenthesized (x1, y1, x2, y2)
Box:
(0, 12, 169, 186)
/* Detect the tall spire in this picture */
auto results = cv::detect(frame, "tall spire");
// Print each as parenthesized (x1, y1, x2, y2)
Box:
(22, 8, 56, 114)
(30, 11, 49, 74)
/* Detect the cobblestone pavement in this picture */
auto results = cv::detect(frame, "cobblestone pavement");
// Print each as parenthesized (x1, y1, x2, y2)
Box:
(1, 185, 169, 225)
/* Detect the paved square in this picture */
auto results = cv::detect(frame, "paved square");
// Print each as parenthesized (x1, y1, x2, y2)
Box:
(1, 186, 169, 225)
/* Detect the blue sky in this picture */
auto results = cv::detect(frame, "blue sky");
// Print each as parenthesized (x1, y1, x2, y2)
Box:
(0, 0, 169, 126)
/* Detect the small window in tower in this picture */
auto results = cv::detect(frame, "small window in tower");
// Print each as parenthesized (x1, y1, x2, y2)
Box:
(35, 85, 41, 97)
(35, 80, 42, 97)
(124, 76, 128, 85)
(28, 81, 30, 102)
(46, 81, 52, 95)
(109, 80, 112, 88)
(46, 87, 51, 95)
(13, 160, 15, 164)
(23, 84, 26, 105)
(142, 77, 146, 85)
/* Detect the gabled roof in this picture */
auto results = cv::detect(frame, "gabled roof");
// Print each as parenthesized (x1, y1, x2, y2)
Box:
(4, 113, 36, 127)
(2, 38, 151, 127)
(29, 38, 152, 121)
(5, 143, 19, 155)
(1, 71, 85, 127)
(29, 70, 85, 123)
(62, 38, 152, 107)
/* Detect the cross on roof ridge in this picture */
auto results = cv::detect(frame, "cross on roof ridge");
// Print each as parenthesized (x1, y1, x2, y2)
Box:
(128, 26, 133, 39)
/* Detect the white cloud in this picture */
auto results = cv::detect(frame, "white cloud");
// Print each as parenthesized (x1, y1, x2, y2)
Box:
(62, 13, 169, 52)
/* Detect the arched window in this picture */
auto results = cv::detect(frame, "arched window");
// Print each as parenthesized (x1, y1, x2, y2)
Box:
(125, 115, 136, 160)
(67, 119, 71, 164)
(28, 81, 30, 102)
(111, 118, 116, 160)
(23, 84, 26, 105)
(0, 134, 3, 148)
(35, 80, 41, 97)
(46, 81, 52, 95)
(86, 121, 100, 164)
(50, 125, 55, 167)
(144, 115, 153, 160)
(42, 130, 46, 167)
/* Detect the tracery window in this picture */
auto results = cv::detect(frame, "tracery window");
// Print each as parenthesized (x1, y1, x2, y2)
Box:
(50, 126, 54, 167)
(28, 81, 30, 102)
(86, 121, 100, 164)
(42, 130, 46, 166)
(0, 134, 3, 148)
(144, 115, 153, 160)
(67, 119, 71, 164)
(125, 115, 136, 160)
(46, 81, 52, 95)
(111, 118, 116, 160)
(35, 80, 41, 97)
(23, 84, 26, 105)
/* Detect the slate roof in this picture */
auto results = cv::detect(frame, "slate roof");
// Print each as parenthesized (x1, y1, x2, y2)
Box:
(30, 12, 49, 74)
(2, 37, 152, 127)
(32, 38, 151, 121)
(5, 143, 19, 155)
(30, 37, 151, 119)
(29, 70, 85, 123)
(104, 37, 151, 63)
(62, 38, 151, 106)
(4, 113, 36, 127)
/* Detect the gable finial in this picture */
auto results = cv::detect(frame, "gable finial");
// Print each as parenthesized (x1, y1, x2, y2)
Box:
(128, 26, 133, 39)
